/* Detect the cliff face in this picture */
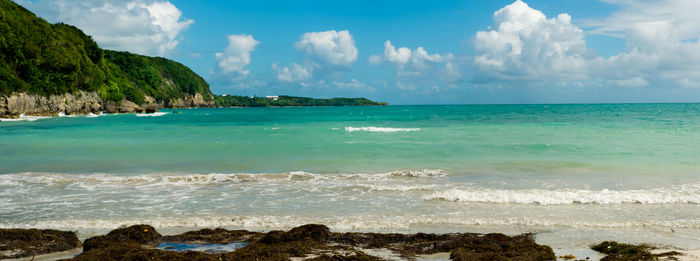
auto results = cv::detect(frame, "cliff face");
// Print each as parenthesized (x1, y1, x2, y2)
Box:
(1, 91, 101, 118)
(0, 91, 215, 118)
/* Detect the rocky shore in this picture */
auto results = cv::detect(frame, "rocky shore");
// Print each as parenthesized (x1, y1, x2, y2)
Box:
(0, 224, 687, 261)
(0, 92, 214, 119)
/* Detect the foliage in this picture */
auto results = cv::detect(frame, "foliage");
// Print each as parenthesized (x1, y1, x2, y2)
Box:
(214, 95, 387, 107)
(0, 0, 212, 105)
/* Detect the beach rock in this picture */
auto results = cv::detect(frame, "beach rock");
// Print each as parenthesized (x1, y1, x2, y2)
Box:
(161, 228, 260, 244)
(449, 233, 556, 261)
(71, 224, 557, 261)
(0, 228, 81, 259)
(82, 224, 161, 252)
(591, 241, 682, 261)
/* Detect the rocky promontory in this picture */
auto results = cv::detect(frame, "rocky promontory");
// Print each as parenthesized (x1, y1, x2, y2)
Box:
(0, 92, 215, 119)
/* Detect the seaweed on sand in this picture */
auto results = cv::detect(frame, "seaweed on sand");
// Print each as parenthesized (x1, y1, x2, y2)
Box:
(591, 241, 683, 261)
(70, 224, 556, 261)
(0, 228, 81, 259)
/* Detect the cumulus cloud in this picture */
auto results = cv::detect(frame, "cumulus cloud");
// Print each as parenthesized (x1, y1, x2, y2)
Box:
(272, 30, 358, 84)
(272, 63, 314, 82)
(586, 0, 700, 88)
(294, 30, 358, 66)
(215, 34, 259, 77)
(19, 0, 193, 56)
(333, 79, 373, 90)
(372, 40, 455, 77)
(474, 0, 700, 91)
(473, 0, 589, 83)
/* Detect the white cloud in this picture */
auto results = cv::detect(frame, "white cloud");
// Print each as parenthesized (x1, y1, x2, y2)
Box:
(586, 0, 700, 88)
(613, 77, 649, 87)
(215, 34, 259, 77)
(368, 55, 383, 65)
(20, 0, 193, 56)
(333, 79, 373, 90)
(272, 30, 357, 84)
(370, 40, 457, 79)
(295, 30, 358, 66)
(369, 41, 460, 94)
(272, 63, 314, 82)
(473, 0, 589, 83)
(474, 0, 700, 91)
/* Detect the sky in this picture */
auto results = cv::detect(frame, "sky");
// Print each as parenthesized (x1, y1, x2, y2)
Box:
(15, 0, 700, 104)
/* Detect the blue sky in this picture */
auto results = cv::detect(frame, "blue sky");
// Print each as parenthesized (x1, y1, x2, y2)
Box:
(18, 0, 700, 104)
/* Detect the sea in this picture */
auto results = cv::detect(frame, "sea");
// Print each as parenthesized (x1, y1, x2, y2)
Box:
(1, 104, 700, 254)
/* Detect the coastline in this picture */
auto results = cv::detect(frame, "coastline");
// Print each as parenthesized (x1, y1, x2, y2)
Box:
(2, 224, 695, 261)
(3, 105, 700, 260)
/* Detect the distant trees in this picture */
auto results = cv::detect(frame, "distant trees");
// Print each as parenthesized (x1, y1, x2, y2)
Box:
(214, 95, 387, 107)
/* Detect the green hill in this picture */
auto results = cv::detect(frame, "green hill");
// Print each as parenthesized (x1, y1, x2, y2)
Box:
(0, 0, 213, 106)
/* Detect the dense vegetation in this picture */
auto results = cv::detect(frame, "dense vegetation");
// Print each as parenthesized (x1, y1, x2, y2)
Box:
(214, 95, 387, 107)
(0, 0, 212, 105)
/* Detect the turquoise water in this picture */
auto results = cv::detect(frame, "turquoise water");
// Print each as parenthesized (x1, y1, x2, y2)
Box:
(2, 104, 700, 249)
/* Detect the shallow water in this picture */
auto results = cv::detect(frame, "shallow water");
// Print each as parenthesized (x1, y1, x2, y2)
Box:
(1, 104, 700, 250)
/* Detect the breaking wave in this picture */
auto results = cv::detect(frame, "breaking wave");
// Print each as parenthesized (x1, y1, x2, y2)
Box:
(0, 114, 51, 122)
(3, 214, 700, 232)
(136, 112, 168, 117)
(0, 169, 448, 188)
(425, 186, 700, 205)
(344, 127, 421, 133)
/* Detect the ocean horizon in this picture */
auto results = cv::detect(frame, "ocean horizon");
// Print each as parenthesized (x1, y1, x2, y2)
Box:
(2, 104, 700, 253)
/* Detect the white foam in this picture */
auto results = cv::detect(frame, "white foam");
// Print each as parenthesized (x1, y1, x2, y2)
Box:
(344, 126, 421, 133)
(385, 169, 447, 178)
(3, 214, 700, 232)
(0, 114, 51, 122)
(425, 186, 700, 205)
(59, 112, 82, 117)
(85, 113, 102, 118)
(0, 170, 448, 188)
(136, 112, 168, 117)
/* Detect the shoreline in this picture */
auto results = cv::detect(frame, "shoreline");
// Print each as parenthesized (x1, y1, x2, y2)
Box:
(2, 224, 695, 261)
(0, 224, 700, 261)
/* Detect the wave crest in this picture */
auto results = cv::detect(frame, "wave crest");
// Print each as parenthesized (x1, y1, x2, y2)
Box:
(425, 186, 700, 205)
(0, 114, 51, 122)
(136, 112, 168, 117)
(4, 214, 700, 232)
(344, 127, 421, 133)
(0, 169, 448, 188)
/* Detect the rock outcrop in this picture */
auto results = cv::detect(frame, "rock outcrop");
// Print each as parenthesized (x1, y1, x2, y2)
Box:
(0, 92, 212, 118)
(168, 93, 215, 108)
(69, 224, 557, 261)
(0, 228, 81, 259)
(0, 91, 102, 118)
